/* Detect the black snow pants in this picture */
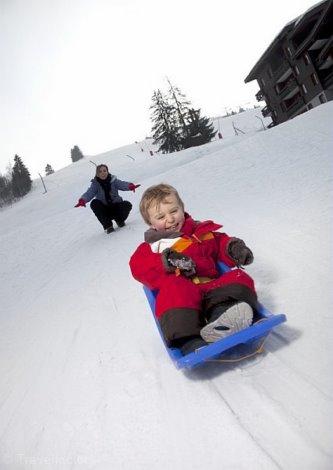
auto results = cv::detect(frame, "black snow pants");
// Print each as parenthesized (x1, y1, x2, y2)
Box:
(90, 199, 132, 229)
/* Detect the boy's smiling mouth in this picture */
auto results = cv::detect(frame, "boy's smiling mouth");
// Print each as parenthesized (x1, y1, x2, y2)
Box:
(166, 223, 179, 231)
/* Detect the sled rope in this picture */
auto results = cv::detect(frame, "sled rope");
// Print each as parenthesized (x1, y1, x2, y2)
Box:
(206, 335, 267, 363)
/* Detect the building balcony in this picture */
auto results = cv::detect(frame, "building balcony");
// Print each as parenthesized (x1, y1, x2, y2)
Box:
(285, 94, 304, 118)
(274, 61, 293, 84)
(256, 89, 264, 101)
(278, 77, 299, 99)
(309, 38, 330, 51)
(321, 68, 333, 88)
(315, 37, 333, 68)
(262, 106, 272, 117)
(317, 53, 333, 70)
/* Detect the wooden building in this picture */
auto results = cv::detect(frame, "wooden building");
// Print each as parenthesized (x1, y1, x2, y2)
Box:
(245, 0, 333, 126)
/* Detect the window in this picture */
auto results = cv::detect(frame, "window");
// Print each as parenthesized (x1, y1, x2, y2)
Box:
(303, 53, 310, 65)
(319, 93, 326, 104)
(301, 84, 307, 94)
(311, 73, 319, 86)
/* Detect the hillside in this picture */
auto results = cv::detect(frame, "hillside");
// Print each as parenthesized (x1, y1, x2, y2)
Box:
(0, 104, 332, 469)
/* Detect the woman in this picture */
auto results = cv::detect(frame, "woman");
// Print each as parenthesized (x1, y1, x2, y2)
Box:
(75, 164, 140, 233)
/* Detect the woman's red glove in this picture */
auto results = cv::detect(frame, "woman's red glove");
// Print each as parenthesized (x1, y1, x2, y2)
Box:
(128, 183, 141, 192)
(75, 198, 86, 207)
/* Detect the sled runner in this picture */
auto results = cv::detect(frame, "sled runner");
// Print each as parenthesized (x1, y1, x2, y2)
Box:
(143, 262, 287, 369)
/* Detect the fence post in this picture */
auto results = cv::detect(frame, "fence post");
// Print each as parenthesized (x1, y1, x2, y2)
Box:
(255, 115, 266, 130)
(38, 173, 47, 194)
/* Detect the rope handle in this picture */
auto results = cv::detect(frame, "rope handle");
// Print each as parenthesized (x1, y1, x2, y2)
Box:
(206, 325, 268, 364)
(207, 337, 266, 363)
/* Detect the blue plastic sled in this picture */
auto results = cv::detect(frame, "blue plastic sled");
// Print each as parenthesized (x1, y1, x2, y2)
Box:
(143, 262, 287, 369)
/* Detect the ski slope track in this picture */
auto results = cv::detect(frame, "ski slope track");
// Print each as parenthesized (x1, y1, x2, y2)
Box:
(0, 104, 332, 469)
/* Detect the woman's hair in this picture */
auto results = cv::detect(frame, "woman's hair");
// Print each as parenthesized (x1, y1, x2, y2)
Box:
(139, 183, 184, 225)
(95, 164, 109, 176)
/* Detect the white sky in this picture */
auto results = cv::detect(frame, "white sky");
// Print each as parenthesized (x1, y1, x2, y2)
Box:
(0, 0, 318, 177)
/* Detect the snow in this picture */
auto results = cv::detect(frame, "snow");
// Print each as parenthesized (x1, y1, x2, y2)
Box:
(0, 104, 332, 469)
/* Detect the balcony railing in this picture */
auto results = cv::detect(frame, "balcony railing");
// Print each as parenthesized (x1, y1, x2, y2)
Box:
(256, 89, 264, 101)
(274, 61, 293, 84)
(316, 37, 333, 67)
(318, 54, 333, 70)
(321, 68, 333, 88)
(262, 106, 272, 118)
(286, 96, 304, 118)
(279, 77, 299, 99)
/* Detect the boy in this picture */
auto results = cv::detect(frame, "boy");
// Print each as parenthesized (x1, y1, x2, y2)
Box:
(129, 184, 257, 355)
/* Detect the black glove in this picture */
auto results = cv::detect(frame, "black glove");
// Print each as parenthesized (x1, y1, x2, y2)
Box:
(227, 238, 253, 266)
(162, 249, 196, 277)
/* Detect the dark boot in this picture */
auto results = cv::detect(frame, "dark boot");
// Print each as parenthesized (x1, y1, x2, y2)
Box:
(105, 223, 115, 234)
(115, 220, 126, 228)
(172, 335, 208, 356)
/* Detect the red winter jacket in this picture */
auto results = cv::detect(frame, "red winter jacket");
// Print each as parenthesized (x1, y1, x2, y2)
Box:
(130, 214, 241, 291)
(130, 214, 257, 343)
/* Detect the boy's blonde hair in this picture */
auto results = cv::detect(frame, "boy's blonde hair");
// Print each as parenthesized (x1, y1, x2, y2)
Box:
(140, 183, 185, 225)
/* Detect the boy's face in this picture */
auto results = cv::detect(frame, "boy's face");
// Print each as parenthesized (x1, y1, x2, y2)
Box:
(148, 194, 185, 232)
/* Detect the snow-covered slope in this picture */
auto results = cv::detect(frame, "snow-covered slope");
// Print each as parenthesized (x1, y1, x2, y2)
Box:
(0, 104, 332, 469)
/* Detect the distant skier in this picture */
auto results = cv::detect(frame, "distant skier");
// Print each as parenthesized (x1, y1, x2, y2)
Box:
(75, 164, 140, 233)
(129, 183, 257, 355)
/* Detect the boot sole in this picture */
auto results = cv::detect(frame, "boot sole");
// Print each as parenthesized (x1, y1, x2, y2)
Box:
(200, 302, 253, 343)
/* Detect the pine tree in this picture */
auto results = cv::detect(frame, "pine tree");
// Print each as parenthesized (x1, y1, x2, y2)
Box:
(11, 154, 32, 198)
(0, 173, 13, 207)
(150, 90, 182, 153)
(167, 78, 191, 139)
(167, 80, 216, 148)
(45, 164, 55, 175)
(182, 108, 217, 148)
(150, 80, 217, 152)
(71, 145, 84, 162)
